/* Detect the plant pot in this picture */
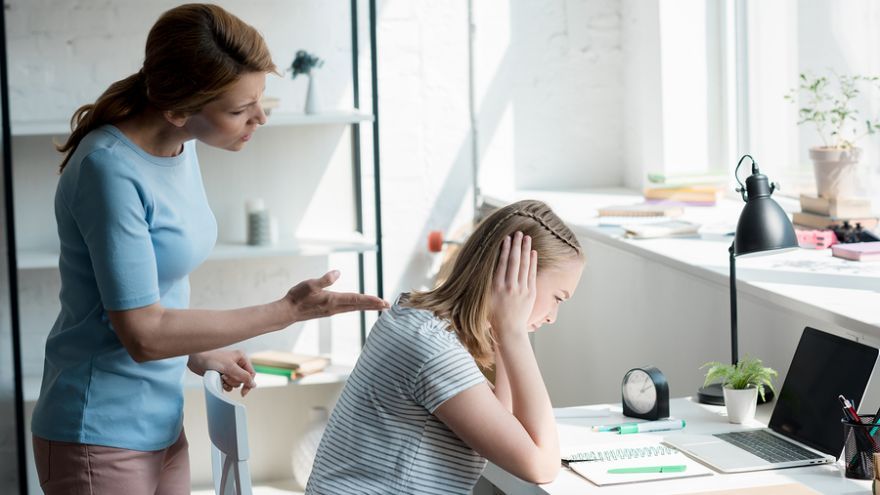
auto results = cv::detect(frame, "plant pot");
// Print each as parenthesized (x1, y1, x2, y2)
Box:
(809, 147, 862, 199)
(305, 72, 321, 114)
(723, 386, 758, 424)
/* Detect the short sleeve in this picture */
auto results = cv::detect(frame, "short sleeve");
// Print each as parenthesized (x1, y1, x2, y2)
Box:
(69, 150, 160, 310)
(413, 342, 486, 413)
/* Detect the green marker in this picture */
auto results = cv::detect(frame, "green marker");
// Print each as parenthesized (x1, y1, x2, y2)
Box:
(607, 465, 687, 474)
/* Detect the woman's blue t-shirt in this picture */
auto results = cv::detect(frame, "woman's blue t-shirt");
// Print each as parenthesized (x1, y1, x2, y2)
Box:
(31, 125, 217, 451)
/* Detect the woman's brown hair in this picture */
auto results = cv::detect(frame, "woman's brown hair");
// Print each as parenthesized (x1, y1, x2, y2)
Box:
(57, 3, 277, 171)
(407, 200, 583, 368)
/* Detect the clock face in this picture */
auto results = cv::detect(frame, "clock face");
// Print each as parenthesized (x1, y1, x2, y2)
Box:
(623, 369, 657, 414)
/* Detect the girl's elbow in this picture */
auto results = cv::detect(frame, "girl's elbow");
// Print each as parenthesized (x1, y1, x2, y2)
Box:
(528, 458, 561, 484)
(514, 451, 560, 484)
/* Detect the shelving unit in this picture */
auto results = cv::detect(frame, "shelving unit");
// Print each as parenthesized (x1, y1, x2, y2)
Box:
(10, 110, 375, 136)
(2, 1, 382, 493)
(17, 235, 377, 270)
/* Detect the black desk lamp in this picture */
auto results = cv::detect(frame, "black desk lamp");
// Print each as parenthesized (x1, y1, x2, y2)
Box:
(697, 155, 798, 406)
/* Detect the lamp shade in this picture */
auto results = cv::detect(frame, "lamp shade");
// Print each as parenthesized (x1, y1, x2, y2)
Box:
(733, 167, 798, 257)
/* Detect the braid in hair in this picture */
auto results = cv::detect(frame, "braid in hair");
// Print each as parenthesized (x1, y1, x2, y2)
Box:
(479, 209, 520, 248)
(514, 211, 580, 253)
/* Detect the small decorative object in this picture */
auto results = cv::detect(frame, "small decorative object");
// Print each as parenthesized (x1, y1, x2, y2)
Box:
(291, 406, 329, 489)
(621, 366, 669, 420)
(259, 96, 281, 116)
(701, 357, 777, 424)
(290, 50, 324, 114)
(246, 198, 272, 246)
(786, 72, 880, 198)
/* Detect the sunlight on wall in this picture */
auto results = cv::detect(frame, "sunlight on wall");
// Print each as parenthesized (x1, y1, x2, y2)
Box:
(659, 0, 709, 174)
(478, 103, 516, 197)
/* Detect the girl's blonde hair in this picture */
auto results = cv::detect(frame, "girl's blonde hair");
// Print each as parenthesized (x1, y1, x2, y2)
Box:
(407, 200, 583, 368)
(57, 3, 277, 172)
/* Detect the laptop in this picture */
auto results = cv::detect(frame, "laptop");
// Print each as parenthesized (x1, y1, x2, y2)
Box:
(665, 327, 878, 473)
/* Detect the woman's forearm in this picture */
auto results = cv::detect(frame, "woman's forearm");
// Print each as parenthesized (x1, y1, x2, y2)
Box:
(112, 299, 293, 362)
(493, 347, 513, 412)
(496, 331, 558, 454)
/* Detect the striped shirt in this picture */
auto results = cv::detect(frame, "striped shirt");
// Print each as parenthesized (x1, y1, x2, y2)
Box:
(306, 296, 487, 494)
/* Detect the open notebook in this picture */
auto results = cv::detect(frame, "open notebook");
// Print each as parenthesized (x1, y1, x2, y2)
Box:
(565, 443, 714, 486)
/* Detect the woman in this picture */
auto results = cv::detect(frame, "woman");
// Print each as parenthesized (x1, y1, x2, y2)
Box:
(306, 200, 584, 494)
(30, 4, 386, 494)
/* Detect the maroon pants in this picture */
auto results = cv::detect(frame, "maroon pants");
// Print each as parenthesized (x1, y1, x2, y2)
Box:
(33, 430, 190, 495)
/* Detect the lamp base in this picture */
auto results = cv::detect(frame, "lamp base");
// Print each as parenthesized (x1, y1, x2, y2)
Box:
(697, 382, 775, 405)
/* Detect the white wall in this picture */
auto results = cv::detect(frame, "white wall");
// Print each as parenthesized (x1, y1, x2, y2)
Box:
(475, 0, 624, 196)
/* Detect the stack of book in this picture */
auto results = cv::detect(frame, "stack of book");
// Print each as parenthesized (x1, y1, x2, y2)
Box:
(250, 350, 330, 380)
(791, 194, 877, 230)
(644, 172, 727, 206)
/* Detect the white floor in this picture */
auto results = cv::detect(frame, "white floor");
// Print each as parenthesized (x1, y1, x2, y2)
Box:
(191, 479, 304, 495)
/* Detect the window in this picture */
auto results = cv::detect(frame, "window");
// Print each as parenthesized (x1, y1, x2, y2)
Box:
(735, 0, 880, 202)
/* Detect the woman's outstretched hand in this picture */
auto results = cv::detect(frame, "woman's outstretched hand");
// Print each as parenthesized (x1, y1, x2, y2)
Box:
(489, 231, 537, 338)
(285, 270, 389, 322)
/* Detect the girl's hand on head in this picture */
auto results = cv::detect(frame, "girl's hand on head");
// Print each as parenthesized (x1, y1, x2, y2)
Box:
(187, 349, 257, 397)
(489, 231, 537, 339)
(284, 270, 389, 323)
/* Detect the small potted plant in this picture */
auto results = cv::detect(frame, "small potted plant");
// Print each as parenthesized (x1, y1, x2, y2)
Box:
(701, 357, 777, 424)
(290, 50, 324, 114)
(786, 72, 880, 199)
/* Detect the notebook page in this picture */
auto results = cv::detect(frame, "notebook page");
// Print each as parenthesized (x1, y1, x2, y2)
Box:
(567, 443, 714, 486)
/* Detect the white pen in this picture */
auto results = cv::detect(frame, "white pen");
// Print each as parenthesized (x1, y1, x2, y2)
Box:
(618, 419, 686, 434)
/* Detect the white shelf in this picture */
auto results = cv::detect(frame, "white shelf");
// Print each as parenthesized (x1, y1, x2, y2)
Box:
(24, 364, 353, 403)
(10, 110, 374, 136)
(17, 235, 377, 270)
(263, 110, 374, 127)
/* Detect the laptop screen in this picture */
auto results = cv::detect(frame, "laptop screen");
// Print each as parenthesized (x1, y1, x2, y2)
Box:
(769, 327, 878, 456)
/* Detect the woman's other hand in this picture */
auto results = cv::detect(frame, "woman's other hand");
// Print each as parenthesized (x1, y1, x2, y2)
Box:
(187, 349, 257, 397)
(284, 270, 389, 322)
(489, 231, 537, 339)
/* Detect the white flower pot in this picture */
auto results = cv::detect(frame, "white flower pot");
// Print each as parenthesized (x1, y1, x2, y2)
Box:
(723, 386, 758, 424)
(809, 147, 862, 199)
(305, 73, 321, 114)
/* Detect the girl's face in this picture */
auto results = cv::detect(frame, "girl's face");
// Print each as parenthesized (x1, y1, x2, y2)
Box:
(527, 256, 584, 332)
(184, 71, 268, 151)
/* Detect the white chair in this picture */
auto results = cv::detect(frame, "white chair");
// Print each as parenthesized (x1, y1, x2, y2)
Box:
(204, 370, 253, 495)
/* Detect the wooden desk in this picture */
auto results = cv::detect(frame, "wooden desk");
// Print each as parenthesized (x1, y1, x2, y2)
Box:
(480, 398, 872, 494)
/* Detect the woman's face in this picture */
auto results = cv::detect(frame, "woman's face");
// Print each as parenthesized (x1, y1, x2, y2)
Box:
(527, 256, 584, 332)
(185, 71, 268, 151)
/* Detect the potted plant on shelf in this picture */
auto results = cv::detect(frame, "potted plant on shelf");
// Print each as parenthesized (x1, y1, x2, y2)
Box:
(290, 50, 324, 114)
(701, 357, 777, 424)
(786, 72, 880, 199)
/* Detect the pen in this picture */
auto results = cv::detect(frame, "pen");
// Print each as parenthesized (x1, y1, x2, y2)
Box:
(618, 419, 686, 435)
(607, 465, 687, 474)
(839, 395, 878, 449)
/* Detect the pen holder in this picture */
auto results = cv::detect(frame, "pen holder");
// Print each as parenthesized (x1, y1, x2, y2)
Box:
(842, 414, 880, 480)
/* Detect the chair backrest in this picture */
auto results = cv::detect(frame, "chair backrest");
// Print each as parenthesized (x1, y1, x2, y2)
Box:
(204, 370, 253, 495)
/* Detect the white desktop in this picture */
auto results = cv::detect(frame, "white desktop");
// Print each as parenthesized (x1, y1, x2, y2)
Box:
(480, 398, 871, 494)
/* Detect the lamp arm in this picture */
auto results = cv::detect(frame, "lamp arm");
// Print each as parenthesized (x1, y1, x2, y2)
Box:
(729, 243, 738, 365)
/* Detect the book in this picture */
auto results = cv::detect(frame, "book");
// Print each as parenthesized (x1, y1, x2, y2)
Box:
(250, 351, 330, 375)
(643, 185, 722, 204)
(623, 220, 701, 239)
(831, 241, 880, 262)
(565, 443, 713, 486)
(646, 171, 728, 186)
(252, 364, 305, 379)
(598, 203, 684, 218)
(791, 211, 879, 230)
(799, 194, 873, 218)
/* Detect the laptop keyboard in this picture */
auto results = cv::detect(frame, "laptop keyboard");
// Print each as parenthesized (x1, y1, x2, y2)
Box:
(714, 430, 822, 464)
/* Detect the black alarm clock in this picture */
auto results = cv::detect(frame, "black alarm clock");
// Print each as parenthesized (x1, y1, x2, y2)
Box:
(621, 366, 669, 420)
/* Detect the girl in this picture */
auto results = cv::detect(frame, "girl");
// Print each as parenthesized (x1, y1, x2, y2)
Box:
(30, 4, 386, 494)
(306, 199, 584, 494)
